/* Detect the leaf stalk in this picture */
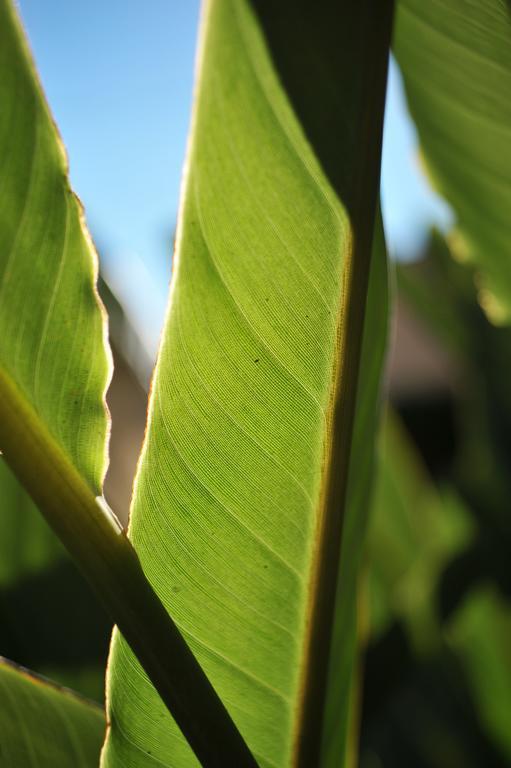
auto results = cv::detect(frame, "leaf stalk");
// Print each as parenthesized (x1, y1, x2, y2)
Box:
(0, 367, 258, 767)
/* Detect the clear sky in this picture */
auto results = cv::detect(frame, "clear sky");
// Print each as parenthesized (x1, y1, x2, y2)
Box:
(17, 1, 452, 359)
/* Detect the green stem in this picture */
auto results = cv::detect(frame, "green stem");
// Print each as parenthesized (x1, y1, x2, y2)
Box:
(0, 368, 258, 767)
(290, 1, 395, 765)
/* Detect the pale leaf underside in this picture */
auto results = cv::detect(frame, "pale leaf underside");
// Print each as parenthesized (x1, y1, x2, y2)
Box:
(103, 1, 390, 766)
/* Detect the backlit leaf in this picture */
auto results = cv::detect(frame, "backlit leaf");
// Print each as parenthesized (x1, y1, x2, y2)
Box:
(0, 0, 111, 516)
(394, 0, 511, 322)
(103, 1, 392, 766)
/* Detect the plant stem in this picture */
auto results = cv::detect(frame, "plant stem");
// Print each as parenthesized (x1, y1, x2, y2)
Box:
(0, 367, 258, 767)
(286, 1, 395, 764)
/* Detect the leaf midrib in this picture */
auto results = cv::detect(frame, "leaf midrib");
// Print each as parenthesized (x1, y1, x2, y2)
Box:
(290, 3, 394, 764)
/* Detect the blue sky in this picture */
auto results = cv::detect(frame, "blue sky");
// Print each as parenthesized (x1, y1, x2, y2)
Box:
(17, 1, 452, 359)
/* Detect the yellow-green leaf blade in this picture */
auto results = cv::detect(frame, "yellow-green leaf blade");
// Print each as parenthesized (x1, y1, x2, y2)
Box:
(0, 0, 110, 492)
(0, 658, 104, 767)
(394, 0, 511, 322)
(104, 1, 391, 766)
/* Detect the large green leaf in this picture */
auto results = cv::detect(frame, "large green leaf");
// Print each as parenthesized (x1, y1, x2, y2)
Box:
(103, 1, 392, 766)
(0, 657, 104, 766)
(0, 0, 115, 711)
(0, 0, 110, 491)
(394, 0, 511, 322)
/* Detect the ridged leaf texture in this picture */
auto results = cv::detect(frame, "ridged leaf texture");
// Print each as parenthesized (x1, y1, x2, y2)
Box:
(0, 0, 110, 495)
(103, 1, 390, 765)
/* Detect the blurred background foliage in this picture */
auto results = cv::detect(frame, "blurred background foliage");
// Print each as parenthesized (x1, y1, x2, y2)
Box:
(1, 4, 511, 766)
(360, 233, 511, 767)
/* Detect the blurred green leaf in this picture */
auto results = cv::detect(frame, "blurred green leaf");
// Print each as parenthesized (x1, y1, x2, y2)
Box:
(0, 657, 104, 767)
(361, 648, 507, 768)
(367, 413, 473, 651)
(447, 588, 511, 761)
(0, 459, 62, 587)
(396, 231, 472, 359)
(398, 234, 511, 574)
(394, 0, 511, 323)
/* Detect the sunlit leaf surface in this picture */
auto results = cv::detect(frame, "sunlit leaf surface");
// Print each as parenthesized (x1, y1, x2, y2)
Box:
(0, 0, 110, 495)
(0, 0, 112, 713)
(103, 1, 390, 765)
(0, 658, 104, 767)
(394, 0, 511, 322)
